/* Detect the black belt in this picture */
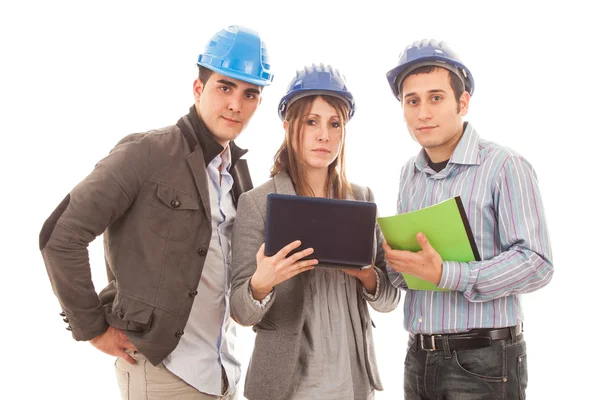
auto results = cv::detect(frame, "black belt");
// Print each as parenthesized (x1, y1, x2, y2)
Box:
(414, 324, 523, 351)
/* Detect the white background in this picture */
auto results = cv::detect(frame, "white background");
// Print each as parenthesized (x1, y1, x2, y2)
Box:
(1, 1, 597, 399)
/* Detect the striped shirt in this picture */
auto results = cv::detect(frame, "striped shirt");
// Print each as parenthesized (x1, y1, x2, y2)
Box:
(388, 123, 553, 334)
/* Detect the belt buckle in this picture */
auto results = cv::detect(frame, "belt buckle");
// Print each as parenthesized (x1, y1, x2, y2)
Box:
(419, 334, 441, 351)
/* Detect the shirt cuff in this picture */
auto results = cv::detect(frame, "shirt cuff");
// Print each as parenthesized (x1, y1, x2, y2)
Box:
(361, 268, 381, 301)
(247, 282, 273, 310)
(437, 260, 470, 291)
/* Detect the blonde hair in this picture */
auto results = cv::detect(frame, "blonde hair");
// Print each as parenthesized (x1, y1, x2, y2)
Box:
(270, 95, 352, 199)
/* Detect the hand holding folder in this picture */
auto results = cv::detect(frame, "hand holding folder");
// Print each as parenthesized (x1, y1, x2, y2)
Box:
(377, 196, 480, 291)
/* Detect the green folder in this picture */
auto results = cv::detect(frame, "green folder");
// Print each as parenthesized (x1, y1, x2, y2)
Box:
(377, 196, 481, 291)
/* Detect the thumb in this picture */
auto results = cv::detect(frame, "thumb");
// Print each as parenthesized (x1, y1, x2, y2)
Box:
(416, 232, 433, 252)
(256, 243, 266, 261)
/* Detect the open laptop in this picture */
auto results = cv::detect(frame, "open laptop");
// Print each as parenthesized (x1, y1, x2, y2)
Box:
(264, 193, 377, 269)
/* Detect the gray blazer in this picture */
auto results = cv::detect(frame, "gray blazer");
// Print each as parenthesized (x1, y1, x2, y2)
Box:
(230, 172, 401, 400)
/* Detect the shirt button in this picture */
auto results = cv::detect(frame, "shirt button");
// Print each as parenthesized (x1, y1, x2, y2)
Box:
(418, 317, 423, 323)
(189, 290, 198, 297)
(171, 199, 181, 208)
(197, 247, 207, 256)
(116, 310, 124, 319)
(175, 330, 184, 338)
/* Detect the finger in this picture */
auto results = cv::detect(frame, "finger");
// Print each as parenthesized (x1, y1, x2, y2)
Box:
(275, 240, 302, 261)
(287, 263, 315, 279)
(382, 241, 393, 252)
(416, 232, 433, 252)
(287, 247, 315, 264)
(256, 243, 266, 261)
(294, 259, 318, 270)
(117, 349, 136, 365)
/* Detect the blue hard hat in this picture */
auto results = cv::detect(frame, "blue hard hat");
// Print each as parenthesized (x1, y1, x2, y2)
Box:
(386, 39, 474, 100)
(197, 25, 273, 86)
(278, 63, 355, 121)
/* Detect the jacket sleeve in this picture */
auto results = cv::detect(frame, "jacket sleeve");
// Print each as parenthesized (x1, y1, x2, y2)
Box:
(360, 187, 401, 312)
(436, 156, 554, 300)
(39, 134, 151, 341)
(230, 192, 275, 326)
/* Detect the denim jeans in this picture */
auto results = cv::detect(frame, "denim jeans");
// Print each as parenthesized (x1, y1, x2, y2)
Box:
(404, 332, 527, 399)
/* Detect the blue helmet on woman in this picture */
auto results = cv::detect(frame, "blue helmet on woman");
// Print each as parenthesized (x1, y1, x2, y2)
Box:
(197, 25, 273, 86)
(386, 39, 474, 100)
(278, 63, 355, 121)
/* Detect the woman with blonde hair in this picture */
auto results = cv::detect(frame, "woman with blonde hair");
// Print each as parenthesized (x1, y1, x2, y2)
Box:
(230, 64, 400, 400)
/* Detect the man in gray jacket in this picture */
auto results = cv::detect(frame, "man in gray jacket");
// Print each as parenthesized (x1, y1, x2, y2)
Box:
(39, 25, 273, 399)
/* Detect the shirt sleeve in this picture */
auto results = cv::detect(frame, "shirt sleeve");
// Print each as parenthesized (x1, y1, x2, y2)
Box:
(247, 281, 273, 310)
(437, 156, 553, 301)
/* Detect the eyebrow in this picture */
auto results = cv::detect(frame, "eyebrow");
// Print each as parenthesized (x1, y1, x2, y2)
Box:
(403, 89, 447, 100)
(216, 79, 262, 95)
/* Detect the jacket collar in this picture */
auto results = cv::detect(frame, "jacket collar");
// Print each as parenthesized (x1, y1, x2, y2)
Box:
(182, 105, 248, 169)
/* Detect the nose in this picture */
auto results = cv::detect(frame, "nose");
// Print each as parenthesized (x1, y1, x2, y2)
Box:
(417, 102, 432, 121)
(317, 123, 330, 142)
(228, 95, 243, 113)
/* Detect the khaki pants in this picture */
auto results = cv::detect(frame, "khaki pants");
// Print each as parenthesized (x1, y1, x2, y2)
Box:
(115, 351, 235, 400)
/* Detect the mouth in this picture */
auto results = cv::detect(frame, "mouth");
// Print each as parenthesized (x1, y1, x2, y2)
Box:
(221, 116, 241, 124)
(417, 125, 438, 131)
(312, 148, 331, 153)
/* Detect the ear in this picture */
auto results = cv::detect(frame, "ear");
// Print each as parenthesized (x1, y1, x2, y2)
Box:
(193, 79, 204, 102)
(458, 91, 470, 116)
(283, 120, 289, 131)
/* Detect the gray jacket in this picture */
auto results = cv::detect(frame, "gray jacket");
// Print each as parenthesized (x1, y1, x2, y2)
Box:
(39, 109, 253, 366)
(230, 172, 401, 400)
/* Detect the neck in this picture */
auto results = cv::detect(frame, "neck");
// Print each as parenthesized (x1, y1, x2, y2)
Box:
(306, 168, 328, 197)
(426, 125, 464, 163)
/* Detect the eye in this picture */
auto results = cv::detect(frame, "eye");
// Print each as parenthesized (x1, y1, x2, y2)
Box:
(432, 95, 443, 102)
(331, 121, 341, 128)
(407, 98, 418, 106)
(219, 86, 231, 93)
(305, 118, 317, 126)
(245, 92, 257, 100)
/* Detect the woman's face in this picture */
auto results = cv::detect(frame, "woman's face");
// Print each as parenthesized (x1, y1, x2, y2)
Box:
(291, 96, 344, 173)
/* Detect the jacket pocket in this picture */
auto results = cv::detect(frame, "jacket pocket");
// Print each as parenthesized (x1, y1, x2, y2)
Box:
(108, 295, 155, 333)
(148, 183, 200, 241)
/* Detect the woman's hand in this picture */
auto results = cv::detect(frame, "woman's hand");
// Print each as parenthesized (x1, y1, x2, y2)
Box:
(342, 263, 378, 295)
(250, 240, 318, 300)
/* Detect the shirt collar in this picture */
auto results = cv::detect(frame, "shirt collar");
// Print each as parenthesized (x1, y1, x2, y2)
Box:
(414, 122, 481, 172)
(210, 144, 232, 172)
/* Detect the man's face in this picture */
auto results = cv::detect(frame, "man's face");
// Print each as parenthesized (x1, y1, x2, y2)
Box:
(401, 68, 470, 162)
(193, 72, 262, 147)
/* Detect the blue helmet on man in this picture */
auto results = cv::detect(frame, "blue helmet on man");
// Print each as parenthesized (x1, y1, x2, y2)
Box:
(278, 63, 355, 121)
(197, 25, 273, 86)
(386, 39, 474, 100)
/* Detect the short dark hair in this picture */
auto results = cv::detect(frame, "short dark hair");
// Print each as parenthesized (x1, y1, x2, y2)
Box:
(399, 65, 465, 105)
(198, 66, 214, 84)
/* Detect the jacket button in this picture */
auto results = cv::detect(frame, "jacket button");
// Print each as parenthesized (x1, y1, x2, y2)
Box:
(59, 311, 66, 317)
(63, 317, 69, 323)
(66, 326, 72, 331)
(116, 310, 124, 319)
(175, 330, 184, 338)
(171, 199, 181, 208)
(189, 290, 198, 297)
(197, 247, 207, 256)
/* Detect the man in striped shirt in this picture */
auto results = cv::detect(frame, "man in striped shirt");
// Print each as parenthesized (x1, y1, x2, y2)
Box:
(383, 39, 553, 399)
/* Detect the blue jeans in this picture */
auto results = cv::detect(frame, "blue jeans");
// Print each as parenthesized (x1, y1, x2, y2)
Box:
(404, 332, 527, 399)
